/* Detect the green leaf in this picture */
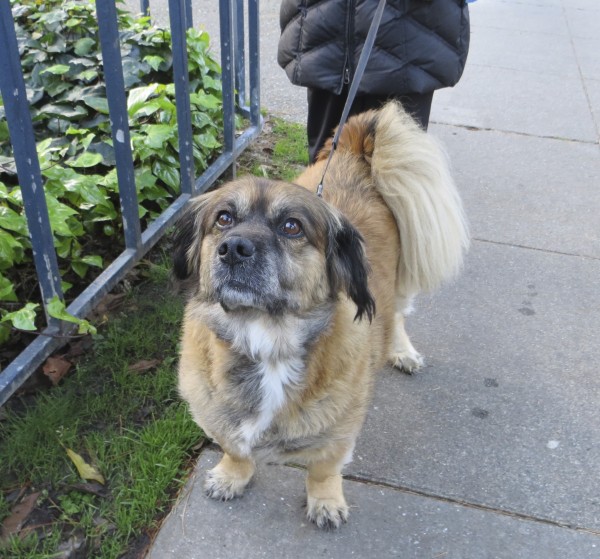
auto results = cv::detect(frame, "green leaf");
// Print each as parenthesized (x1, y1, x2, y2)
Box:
(65, 17, 82, 28)
(41, 64, 70, 75)
(190, 92, 221, 110)
(144, 124, 175, 149)
(80, 133, 96, 151)
(67, 152, 103, 168)
(127, 84, 158, 116)
(135, 167, 157, 189)
(194, 133, 221, 150)
(0, 322, 11, 344)
(46, 296, 97, 335)
(83, 96, 109, 114)
(0, 206, 28, 235)
(71, 260, 88, 278)
(1, 303, 39, 331)
(130, 99, 161, 119)
(63, 174, 110, 207)
(0, 229, 22, 266)
(0, 274, 18, 302)
(152, 161, 180, 190)
(74, 37, 96, 56)
(39, 103, 89, 120)
(45, 196, 79, 237)
(79, 69, 99, 82)
(80, 254, 103, 268)
(61, 279, 73, 294)
(0, 121, 9, 142)
(143, 55, 164, 71)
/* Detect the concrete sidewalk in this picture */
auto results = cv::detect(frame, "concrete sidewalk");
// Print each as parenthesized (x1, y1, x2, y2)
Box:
(146, 1, 600, 557)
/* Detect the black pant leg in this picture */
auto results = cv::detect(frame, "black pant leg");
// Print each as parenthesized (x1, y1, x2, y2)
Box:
(306, 88, 346, 163)
(306, 88, 434, 163)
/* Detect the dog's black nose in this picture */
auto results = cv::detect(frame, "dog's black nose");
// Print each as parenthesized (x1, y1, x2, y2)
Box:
(218, 236, 256, 264)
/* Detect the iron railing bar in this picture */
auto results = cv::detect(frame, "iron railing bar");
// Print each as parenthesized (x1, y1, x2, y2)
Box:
(168, 0, 195, 196)
(0, 0, 63, 327)
(185, 0, 193, 28)
(96, 0, 142, 252)
(139, 194, 191, 246)
(219, 0, 236, 160)
(247, 0, 260, 127)
(234, 0, 246, 108)
(0, 332, 65, 407)
(191, 123, 262, 193)
(66, 192, 193, 322)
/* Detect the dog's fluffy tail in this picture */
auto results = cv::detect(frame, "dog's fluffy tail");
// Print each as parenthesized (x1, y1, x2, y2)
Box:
(369, 101, 469, 295)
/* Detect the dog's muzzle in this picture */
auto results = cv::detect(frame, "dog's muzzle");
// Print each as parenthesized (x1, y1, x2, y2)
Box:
(214, 235, 267, 312)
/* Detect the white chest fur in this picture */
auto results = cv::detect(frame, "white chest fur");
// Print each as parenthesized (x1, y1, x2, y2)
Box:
(229, 316, 306, 454)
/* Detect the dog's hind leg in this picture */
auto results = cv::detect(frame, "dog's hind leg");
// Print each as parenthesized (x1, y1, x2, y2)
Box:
(389, 299, 424, 374)
(204, 452, 255, 501)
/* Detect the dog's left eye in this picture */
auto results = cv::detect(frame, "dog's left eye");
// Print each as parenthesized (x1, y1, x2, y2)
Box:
(280, 218, 303, 238)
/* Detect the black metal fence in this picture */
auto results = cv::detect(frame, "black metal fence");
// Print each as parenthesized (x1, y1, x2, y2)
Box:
(0, 0, 262, 405)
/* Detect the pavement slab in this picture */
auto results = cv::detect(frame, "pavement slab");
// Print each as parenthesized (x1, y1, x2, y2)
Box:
(431, 63, 598, 141)
(429, 124, 600, 258)
(148, 449, 600, 559)
(347, 241, 600, 531)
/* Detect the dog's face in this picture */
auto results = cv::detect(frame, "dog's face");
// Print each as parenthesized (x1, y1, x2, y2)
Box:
(173, 177, 374, 321)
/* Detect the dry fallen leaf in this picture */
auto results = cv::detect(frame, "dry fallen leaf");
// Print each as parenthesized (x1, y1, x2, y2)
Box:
(128, 358, 161, 373)
(0, 492, 40, 542)
(42, 356, 72, 385)
(95, 292, 127, 315)
(66, 449, 105, 485)
(64, 336, 94, 359)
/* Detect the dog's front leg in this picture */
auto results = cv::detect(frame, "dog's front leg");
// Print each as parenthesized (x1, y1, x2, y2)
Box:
(204, 452, 255, 501)
(305, 452, 350, 529)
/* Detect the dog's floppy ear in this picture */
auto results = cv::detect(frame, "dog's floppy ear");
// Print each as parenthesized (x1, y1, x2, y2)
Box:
(172, 207, 197, 280)
(172, 197, 209, 281)
(327, 216, 376, 322)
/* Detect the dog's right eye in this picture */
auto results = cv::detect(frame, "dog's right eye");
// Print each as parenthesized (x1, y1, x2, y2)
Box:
(216, 211, 234, 228)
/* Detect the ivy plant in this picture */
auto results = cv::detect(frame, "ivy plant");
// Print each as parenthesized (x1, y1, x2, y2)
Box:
(0, 0, 226, 348)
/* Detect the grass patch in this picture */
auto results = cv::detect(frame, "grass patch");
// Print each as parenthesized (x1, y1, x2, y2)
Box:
(0, 255, 200, 558)
(243, 117, 308, 181)
(0, 115, 307, 557)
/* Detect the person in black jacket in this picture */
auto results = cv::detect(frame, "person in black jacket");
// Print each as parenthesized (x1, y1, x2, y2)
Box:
(278, 0, 470, 162)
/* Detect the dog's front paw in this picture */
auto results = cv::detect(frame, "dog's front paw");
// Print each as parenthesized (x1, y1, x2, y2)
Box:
(390, 348, 424, 374)
(306, 495, 349, 529)
(305, 472, 348, 529)
(204, 454, 255, 501)
(204, 466, 250, 500)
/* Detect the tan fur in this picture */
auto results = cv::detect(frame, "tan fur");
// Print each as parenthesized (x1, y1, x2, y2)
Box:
(176, 102, 468, 528)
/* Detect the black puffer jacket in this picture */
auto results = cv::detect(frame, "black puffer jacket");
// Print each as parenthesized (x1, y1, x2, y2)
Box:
(278, 0, 470, 96)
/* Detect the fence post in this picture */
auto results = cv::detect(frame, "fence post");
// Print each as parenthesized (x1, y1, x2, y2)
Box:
(234, 0, 246, 108)
(185, 0, 193, 28)
(96, 0, 142, 252)
(0, 0, 63, 328)
(219, 0, 236, 166)
(247, 0, 260, 127)
(168, 0, 195, 195)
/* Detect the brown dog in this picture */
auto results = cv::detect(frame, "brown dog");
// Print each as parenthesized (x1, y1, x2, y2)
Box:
(173, 102, 468, 528)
